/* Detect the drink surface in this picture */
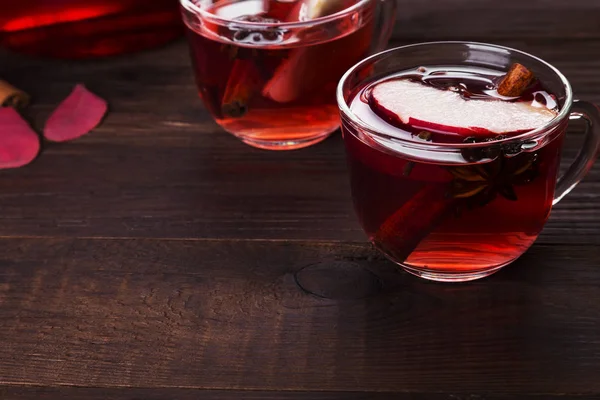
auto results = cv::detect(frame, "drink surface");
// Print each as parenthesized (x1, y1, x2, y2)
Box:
(350, 65, 559, 144)
(343, 65, 564, 278)
(182, 0, 374, 149)
(0, 0, 182, 58)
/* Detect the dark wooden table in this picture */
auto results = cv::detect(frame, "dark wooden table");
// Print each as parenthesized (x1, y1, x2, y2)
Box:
(2, 1, 600, 398)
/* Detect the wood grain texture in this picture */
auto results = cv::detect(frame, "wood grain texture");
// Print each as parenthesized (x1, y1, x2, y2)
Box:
(0, 39, 599, 243)
(1, 3, 600, 397)
(393, 0, 600, 40)
(1, 238, 599, 394)
(2, 387, 599, 400)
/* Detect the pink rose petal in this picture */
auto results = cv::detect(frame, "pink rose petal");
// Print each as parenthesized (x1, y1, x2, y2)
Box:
(44, 84, 108, 142)
(0, 107, 40, 169)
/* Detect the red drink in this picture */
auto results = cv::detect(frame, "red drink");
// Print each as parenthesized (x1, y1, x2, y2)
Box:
(342, 65, 566, 280)
(181, 0, 380, 150)
(0, 0, 182, 58)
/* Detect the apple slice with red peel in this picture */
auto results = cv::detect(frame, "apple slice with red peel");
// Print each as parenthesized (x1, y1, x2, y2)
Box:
(262, 0, 355, 103)
(262, 0, 302, 21)
(368, 79, 558, 136)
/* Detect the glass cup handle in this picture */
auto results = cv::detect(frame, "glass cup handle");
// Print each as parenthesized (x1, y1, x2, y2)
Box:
(371, 0, 397, 53)
(553, 100, 600, 205)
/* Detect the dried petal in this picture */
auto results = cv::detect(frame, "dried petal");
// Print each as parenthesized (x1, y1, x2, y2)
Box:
(44, 84, 108, 142)
(0, 107, 40, 169)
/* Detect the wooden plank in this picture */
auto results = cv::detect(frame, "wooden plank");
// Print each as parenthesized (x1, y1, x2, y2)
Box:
(392, 0, 600, 40)
(0, 40, 599, 243)
(1, 238, 599, 393)
(1, 386, 598, 400)
(2, 0, 598, 44)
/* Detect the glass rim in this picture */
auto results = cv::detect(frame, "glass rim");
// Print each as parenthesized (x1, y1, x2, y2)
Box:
(179, 0, 372, 28)
(336, 41, 574, 149)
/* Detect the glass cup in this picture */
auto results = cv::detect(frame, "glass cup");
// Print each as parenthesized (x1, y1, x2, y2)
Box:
(180, 0, 397, 150)
(337, 41, 600, 282)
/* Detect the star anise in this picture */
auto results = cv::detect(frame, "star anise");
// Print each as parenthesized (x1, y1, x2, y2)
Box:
(448, 151, 538, 207)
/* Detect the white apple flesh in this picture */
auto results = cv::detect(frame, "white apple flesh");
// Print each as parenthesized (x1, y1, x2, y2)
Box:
(368, 79, 558, 136)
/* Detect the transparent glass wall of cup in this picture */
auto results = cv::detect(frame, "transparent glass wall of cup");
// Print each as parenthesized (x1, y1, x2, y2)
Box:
(337, 42, 600, 282)
(180, 0, 397, 150)
(0, 0, 183, 59)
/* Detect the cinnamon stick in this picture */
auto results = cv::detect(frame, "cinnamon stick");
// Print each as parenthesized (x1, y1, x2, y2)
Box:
(221, 59, 264, 118)
(374, 184, 454, 262)
(497, 63, 535, 97)
(0, 80, 30, 108)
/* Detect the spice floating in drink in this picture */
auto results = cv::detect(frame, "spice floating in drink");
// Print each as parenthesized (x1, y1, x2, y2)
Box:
(497, 63, 536, 97)
(345, 64, 562, 272)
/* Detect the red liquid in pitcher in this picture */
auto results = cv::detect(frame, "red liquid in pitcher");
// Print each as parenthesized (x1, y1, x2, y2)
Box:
(0, 0, 182, 58)
(182, 0, 375, 149)
(343, 66, 565, 276)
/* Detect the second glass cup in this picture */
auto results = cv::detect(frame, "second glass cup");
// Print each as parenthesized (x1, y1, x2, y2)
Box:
(180, 0, 396, 150)
(337, 42, 600, 282)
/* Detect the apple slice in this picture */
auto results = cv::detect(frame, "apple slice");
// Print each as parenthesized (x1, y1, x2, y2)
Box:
(262, 0, 355, 103)
(282, 0, 354, 22)
(298, 0, 355, 20)
(368, 79, 558, 136)
(262, 0, 302, 21)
